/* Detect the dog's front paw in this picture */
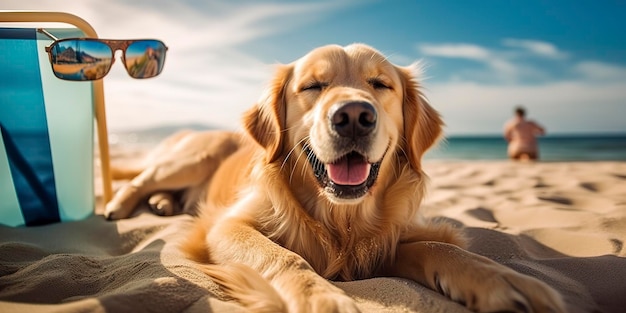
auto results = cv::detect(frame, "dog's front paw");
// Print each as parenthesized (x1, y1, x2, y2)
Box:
(306, 291, 361, 313)
(104, 184, 141, 220)
(284, 278, 360, 313)
(435, 261, 566, 313)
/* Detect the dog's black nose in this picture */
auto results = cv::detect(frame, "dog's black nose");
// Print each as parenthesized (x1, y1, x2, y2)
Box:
(330, 101, 377, 138)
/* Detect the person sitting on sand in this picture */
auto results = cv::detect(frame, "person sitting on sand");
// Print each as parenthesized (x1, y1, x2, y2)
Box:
(503, 106, 546, 160)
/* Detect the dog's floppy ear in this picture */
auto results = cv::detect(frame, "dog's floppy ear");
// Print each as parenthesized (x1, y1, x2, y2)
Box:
(398, 64, 443, 172)
(242, 64, 292, 163)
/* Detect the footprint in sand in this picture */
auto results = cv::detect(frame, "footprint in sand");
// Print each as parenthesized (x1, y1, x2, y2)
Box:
(466, 207, 498, 223)
(537, 195, 573, 205)
(610, 238, 623, 254)
(612, 173, 626, 180)
(579, 182, 598, 192)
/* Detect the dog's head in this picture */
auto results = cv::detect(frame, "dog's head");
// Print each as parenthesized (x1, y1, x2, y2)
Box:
(243, 44, 442, 204)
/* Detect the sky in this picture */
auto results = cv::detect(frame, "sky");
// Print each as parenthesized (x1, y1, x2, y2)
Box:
(3, 0, 626, 136)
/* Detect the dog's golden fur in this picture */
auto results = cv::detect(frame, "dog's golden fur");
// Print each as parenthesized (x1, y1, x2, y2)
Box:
(105, 44, 566, 312)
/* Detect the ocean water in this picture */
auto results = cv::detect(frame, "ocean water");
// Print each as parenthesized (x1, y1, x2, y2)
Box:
(109, 126, 626, 162)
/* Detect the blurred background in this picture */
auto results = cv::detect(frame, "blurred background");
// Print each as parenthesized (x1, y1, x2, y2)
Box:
(3, 0, 625, 160)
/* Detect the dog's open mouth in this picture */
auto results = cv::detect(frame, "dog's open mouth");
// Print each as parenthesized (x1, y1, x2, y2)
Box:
(303, 145, 382, 200)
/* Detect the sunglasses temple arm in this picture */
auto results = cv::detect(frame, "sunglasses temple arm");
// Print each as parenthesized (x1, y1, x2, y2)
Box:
(36, 28, 59, 41)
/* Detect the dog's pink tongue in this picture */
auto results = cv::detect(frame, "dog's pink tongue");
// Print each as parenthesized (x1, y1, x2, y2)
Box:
(327, 154, 370, 185)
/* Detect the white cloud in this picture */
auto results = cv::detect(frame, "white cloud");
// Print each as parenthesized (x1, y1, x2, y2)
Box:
(416, 39, 626, 86)
(417, 43, 522, 83)
(502, 38, 568, 59)
(573, 61, 626, 81)
(418, 43, 491, 61)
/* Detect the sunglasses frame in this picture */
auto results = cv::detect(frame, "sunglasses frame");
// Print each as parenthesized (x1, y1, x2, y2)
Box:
(38, 28, 168, 81)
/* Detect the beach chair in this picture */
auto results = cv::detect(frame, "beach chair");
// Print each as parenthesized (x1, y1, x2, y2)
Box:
(0, 11, 113, 226)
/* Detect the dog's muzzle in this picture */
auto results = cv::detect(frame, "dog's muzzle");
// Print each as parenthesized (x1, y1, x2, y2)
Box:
(304, 101, 383, 200)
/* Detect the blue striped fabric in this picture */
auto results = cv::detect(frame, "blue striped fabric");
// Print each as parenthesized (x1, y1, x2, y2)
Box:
(0, 28, 94, 227)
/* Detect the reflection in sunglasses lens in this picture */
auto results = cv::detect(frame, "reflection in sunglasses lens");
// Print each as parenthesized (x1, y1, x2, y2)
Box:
(125, 40, 167, 79)
(50, 40, 113, 81)
(46, 38, 167, 81)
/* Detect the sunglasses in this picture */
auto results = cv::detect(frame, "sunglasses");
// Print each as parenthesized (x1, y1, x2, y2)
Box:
(38, 28, 168, 81)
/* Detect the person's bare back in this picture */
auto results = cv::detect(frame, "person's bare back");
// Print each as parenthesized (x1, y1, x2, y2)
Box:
(504, 107, 545, 160)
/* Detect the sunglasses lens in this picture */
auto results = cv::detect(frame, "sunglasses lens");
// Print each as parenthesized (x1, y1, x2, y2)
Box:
(48, 40, 113, 81)
(125, 40, 167, 79)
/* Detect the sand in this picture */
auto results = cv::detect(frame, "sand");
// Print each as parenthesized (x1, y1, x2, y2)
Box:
(1, 154, 625, 312)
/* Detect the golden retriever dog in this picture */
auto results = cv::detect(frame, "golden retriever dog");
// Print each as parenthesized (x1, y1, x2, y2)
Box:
(105, 44, 566, 312)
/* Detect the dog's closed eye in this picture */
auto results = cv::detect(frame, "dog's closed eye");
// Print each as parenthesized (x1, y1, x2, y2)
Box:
(367, 77, 392, 90)
(300, 81, 328, 92)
